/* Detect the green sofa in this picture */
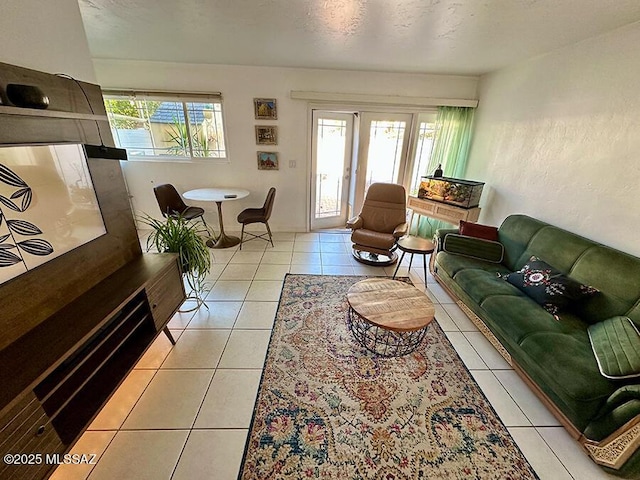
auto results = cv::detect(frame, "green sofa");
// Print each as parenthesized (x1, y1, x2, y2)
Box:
(431, 214, 640, 478)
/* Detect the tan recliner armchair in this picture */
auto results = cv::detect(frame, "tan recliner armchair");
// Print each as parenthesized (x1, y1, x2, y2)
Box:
(346, 182, 408, 266)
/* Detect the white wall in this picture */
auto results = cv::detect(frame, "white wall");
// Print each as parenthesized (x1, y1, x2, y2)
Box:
(466, 22, 640, 257)
(94, 60, 478, 231)
(0, 0, 95, 82)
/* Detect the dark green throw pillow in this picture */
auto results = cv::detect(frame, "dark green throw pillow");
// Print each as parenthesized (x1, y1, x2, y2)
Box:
(502, 256, 598, 317)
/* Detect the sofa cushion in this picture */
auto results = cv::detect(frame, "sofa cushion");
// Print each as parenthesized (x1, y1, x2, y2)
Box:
(453, 269, 524, 305)
(571, 247, 640, 324)
(588, 316, 640, 379)
(480, 295, 588, 345)
(514, 226, 595, 273)
(351, 229, 396, 250)
(497, 215, 549, 271)
(502, 256, 598, 316)
(435, 251, 510, 279)
(518, 332, 615, 429)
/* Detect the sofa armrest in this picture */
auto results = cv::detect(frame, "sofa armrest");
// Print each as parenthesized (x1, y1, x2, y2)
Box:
(346, 215, 363, 230)
(442, 234, 505, 264)
(434, 228, 459, 252)
(600, 385, 640, 414)
(585, 386, 640, 441)
(393, 222, 408, 238)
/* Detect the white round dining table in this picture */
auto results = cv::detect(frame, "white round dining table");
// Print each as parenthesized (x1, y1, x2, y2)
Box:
(183, 188, 250, 248)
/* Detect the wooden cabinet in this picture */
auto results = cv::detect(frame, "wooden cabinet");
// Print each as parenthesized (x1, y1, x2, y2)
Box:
(0, 254, 185, 480)
(407, 196, 481, 226)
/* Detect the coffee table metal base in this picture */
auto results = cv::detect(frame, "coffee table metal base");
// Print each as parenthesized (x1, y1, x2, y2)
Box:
(347, 307, 429, 357)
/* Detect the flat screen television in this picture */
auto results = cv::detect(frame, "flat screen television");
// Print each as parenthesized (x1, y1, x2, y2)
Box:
(0, 143, 112, 285)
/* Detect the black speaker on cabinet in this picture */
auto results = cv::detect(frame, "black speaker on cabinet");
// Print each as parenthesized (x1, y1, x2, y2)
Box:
(6, 83, 50, 109)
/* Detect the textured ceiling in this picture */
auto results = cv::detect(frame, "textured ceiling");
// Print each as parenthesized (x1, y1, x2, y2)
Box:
(79, 0, 640, 75)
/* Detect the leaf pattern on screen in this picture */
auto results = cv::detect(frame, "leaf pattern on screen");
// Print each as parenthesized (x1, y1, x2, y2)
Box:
(0, 164, 54, 269)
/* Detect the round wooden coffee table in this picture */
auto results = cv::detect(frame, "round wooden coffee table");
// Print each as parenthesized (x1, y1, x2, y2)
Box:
(346, 278, 435, 357)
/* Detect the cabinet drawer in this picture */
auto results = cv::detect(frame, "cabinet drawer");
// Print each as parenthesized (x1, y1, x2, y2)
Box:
(146, 260, 185, 330)
(0, 392, 64, 480)
(433, 204, 466, 223)
(407, 196, 435, 214)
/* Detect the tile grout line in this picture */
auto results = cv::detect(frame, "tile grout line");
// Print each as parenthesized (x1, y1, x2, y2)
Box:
(532, 425, 580, 480)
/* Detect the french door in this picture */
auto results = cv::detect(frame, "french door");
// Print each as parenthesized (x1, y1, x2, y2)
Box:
(309, 109, 436, 230)
(310, 111, 355, 230)
(353, 112, 413, 213)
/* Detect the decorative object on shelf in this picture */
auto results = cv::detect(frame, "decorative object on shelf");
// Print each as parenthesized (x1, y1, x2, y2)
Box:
(0, 144, 106, 285)
(255, 125, 277, 145)
(433, 163, 443, 177)
(257, 151, 279, 170)
(253, 98, 277, 119)
(418, 175, 484, 208)
(6, 84, 50, 109)
(139, 213, 211, 308)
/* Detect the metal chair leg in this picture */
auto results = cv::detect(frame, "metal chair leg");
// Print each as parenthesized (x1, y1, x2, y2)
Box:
(239, 224, 245, 250)
(265, 221, 274, 247)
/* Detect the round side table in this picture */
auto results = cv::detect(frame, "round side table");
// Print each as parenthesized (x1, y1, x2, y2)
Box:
(392, 236, 435, 284)
(346, 278, 435, 357)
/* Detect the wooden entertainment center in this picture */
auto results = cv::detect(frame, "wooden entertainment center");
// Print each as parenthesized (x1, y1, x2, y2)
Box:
(0, 63, 186, 479)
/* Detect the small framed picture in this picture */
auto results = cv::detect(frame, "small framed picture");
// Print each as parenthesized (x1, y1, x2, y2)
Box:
(255, 126, 278, 145)
(254, 98, 277, 120)
(257, 151, 278, 170)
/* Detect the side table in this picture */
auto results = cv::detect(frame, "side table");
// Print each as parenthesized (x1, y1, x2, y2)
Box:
(392, 236, 435, 283)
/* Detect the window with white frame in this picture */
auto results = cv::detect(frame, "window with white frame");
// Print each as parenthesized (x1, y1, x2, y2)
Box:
(103, 91, 227, 161)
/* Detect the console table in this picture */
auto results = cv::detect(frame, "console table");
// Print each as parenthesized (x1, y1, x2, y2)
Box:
(407, 196, 481, 226)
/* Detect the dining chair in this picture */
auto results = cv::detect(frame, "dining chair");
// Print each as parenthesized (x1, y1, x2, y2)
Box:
(237, 187, 276, 250)
(153, 183, 207, 225)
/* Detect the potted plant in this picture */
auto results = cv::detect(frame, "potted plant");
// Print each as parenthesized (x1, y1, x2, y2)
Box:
(139, 213, 212, 309)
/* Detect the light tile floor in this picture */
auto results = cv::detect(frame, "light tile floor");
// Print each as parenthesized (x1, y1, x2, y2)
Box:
(50, 232, 616, 480)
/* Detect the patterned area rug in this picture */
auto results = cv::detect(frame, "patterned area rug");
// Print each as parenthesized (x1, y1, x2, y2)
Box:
(239, 275, 538, 479)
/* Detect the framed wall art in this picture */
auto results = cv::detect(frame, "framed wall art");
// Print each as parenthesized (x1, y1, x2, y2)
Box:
(257, 151, 278, 170)
(0, 143, 107, 285)
(255, 126, 278, 145)
(254, 98, 277, 120)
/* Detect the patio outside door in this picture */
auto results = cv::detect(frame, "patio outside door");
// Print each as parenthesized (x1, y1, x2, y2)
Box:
(310, 111, 355, 230)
